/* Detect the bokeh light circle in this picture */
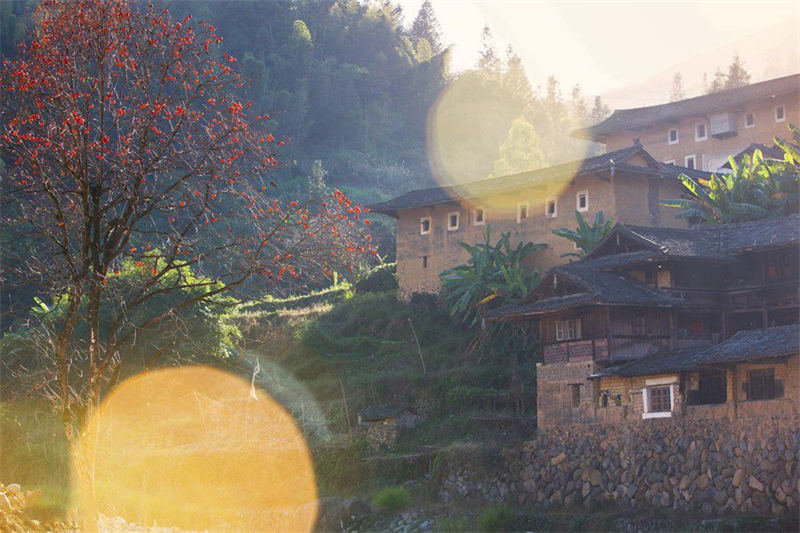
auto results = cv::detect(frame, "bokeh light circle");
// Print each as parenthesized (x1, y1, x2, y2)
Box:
(72, 366, 318, 531)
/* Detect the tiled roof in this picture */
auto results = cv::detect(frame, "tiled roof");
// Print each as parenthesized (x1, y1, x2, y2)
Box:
(595, 324, 800, 378)
(488, 216, 800, 319)
(588, 215, 800, 260)
(370, 145, 706, 215)
(573, 74, 800, 142)
(486, 259, 681, 318)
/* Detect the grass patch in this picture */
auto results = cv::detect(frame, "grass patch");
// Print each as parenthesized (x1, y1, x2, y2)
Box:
(372, 485, 411, 513)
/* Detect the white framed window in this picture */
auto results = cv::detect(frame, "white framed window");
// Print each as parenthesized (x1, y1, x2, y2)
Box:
(668, 128, 679, 145)
(545, 197, 557, 218)
(775, 105, 785, 123)
(419, 216, 431, 235)
(684, 154, 696, 170)
(695, 122, 707, 141)
(576, 190, 589, 213)
(517, 202, 529, 223)
(642, 377, 675, 419)
(473, 207, 486, 226)
(664, 159, 675, 165)
(447, 211, 460, 231)
(744, 112, 755, 128)
(555, 318, 581, 341)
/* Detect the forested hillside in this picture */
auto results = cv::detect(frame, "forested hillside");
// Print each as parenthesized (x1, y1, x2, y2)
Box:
(0, 0, 605, 304)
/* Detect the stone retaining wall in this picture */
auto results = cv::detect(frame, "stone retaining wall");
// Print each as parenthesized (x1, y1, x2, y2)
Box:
(440, 416, 799, 516)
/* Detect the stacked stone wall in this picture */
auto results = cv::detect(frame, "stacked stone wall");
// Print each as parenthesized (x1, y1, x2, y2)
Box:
(440, 416, 799, 517)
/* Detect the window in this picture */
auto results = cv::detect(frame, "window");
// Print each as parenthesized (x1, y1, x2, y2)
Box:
(473, 207, 486, 226)
(421, 255, 428, 269)
(419, 217, 431, 235)
(744, 112, 755, 128)
(447, 211, 460, 231)
(648, 386, 672, 412)
(685, 155, 696, 170)
(634, 315, 646, 335)
(747, 368, 783, 400)
(668, 128, 679, 145)
(555, 318, 581, 341)
(545, 198, 557, 218)
(571, 384, 581, 408)
(517, 202, 529, 223)
(775, 105, 785, 123)
(695, 122, 707, 141)
(576, 190, 588, 212)
(642, 377, 675, 418)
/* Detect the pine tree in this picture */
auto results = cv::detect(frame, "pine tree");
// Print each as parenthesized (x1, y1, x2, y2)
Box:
(503, 45, 532, 102)
(478, 25, 499, 74)
(725, 54, 751, 90)
(669, 72, 685, 102)
(493, 117, 547, 176)
(410, 0, 442, 54)
(589, 96, 610, 124)
(706, 68, 727, 94)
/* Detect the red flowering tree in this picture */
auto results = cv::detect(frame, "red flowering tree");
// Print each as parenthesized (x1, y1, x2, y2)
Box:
(1, 0, 375, 437)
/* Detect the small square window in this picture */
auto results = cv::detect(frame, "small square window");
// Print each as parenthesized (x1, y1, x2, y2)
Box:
(648, 386, 672, 413)
(474, 207, 485, 226)
(555, 318, 580, 341)
(447, 211, 460, 231)
(517, 202, 529, 223)
(576, 190, 588, 212)
(422, 255, 428, 268)
(668, 128, 679, 145)
(420, 217, 431, 235)
(685, 155, 696, 170)
(775, 106, 785, 123)
(695, 122, 707, 141)
(745, 112, 755, 128)
(545, 198, 557, 218)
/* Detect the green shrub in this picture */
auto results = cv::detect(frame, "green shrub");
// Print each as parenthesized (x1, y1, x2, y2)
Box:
(355, 263, 398, 293)
(477, 503, 518, 532)
(372, 485, 411, 513)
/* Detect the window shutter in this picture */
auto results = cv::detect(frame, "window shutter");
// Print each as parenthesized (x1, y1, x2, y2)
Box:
(776, 380, 785, 398)
(642, 388, 649, 413)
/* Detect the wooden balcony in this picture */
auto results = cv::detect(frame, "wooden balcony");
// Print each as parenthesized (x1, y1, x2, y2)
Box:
(543, 337, 608, 364)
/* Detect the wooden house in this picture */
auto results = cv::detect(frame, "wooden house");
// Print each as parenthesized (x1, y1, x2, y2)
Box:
(487, 216, 800, 428)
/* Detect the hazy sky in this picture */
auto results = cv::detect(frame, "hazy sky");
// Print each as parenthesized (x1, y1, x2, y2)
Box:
(397, 1, 800, 95)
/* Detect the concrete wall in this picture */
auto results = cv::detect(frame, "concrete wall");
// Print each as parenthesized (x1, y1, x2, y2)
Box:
(439, 415, 800, 517)
(605, 93, 799, 170)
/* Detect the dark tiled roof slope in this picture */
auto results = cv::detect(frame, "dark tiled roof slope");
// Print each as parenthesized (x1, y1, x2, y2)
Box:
(485, 259, 681, 318)
(589, 215, 800, 260)
(489, 215, 800, 319)
(573, 74, 800, 141)
(596, 324, 800, 377)
(370, 145, 710, 215)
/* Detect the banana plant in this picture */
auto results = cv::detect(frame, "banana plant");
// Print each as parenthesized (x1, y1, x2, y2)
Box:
(439, 225, 546, 327)
(552, 210, 614, 259)
(662, 126, 799, 224)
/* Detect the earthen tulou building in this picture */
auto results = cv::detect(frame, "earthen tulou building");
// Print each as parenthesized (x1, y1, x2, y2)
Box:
(373, 74, 800, 428)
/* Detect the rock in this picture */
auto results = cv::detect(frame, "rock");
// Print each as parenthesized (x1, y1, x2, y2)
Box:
(732, 468, 745, 488)
(713, 489, 727, 506)
(696, 475, 710, 490)
(550, 452, 566, 466)
(749, 476, 764, 492)
(590, 469, 602, 486)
